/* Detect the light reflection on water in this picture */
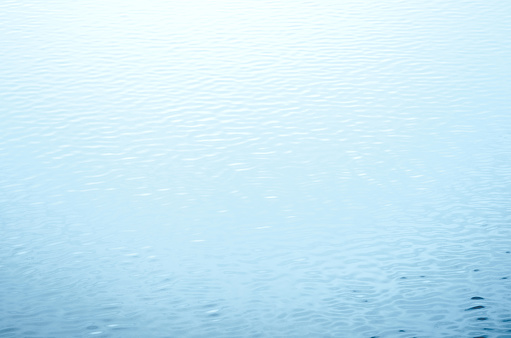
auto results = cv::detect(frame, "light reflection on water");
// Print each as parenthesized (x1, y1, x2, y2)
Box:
(1, 0, 510, 337)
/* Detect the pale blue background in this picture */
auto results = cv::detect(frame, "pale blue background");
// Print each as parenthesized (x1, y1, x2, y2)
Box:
(1, 1, 510, 337)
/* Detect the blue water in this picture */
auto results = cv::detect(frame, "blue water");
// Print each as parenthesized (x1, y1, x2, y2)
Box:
(1, 1, 511, 337)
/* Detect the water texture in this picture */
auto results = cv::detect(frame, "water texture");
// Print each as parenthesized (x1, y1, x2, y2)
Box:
(1, 0, 510, 337)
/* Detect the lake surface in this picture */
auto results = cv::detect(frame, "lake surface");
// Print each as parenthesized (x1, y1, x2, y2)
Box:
(1, 0, 510, 337)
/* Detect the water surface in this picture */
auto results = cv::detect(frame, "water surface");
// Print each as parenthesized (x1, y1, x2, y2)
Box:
(1, 0, 511, 337)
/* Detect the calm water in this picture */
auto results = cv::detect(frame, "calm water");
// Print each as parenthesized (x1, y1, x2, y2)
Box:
(1, 1, 511, 337)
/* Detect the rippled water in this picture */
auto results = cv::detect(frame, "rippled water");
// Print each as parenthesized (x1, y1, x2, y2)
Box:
(1, 1, 511, 337)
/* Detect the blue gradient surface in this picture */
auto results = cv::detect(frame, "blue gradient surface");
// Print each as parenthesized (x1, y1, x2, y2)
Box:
(1, 1, 510, 337)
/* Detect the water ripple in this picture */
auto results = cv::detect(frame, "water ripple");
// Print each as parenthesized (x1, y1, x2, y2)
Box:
(1, 0, 511, 337)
